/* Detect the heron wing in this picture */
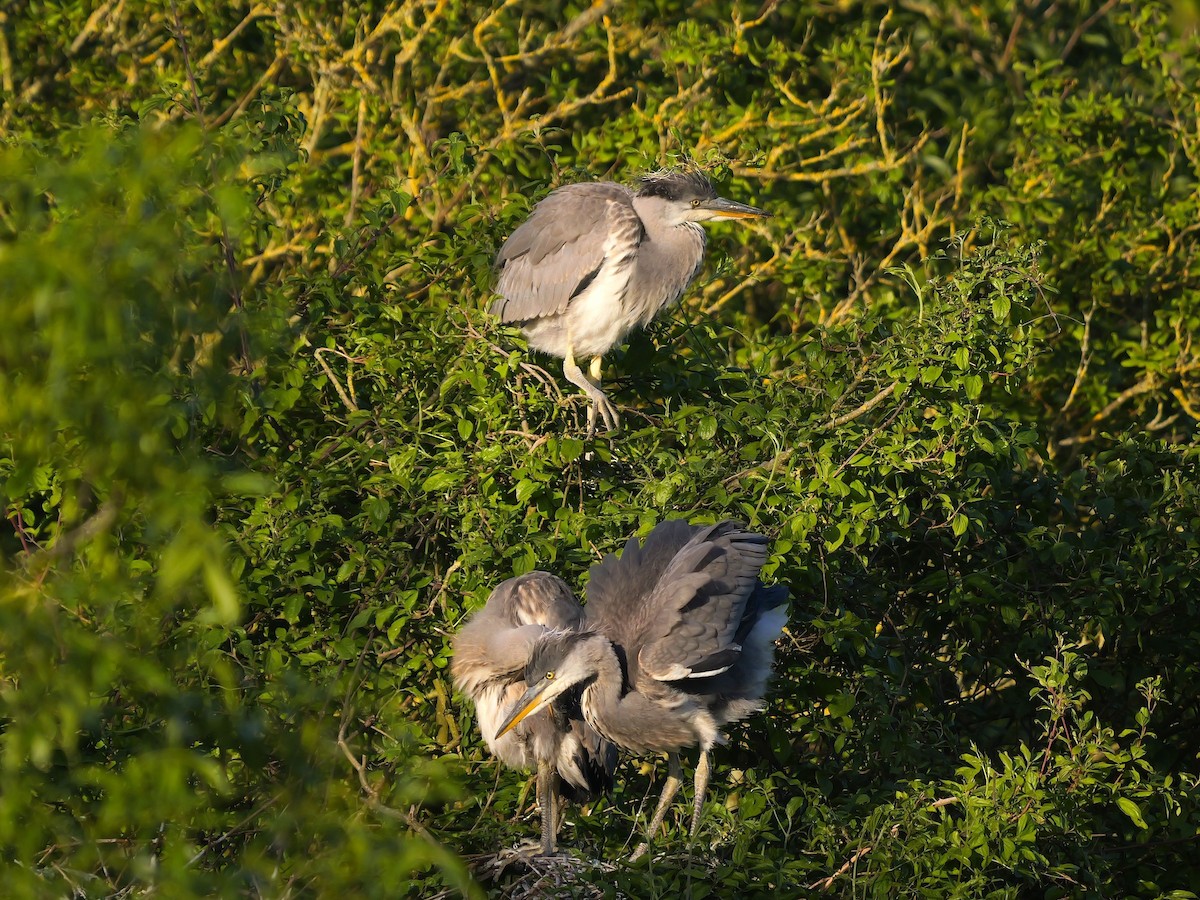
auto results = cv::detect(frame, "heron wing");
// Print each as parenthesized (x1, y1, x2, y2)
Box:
(451, 571, 615, 793)
(583, 520, 772, 685)
(504, 570, 584, 631)
(492, 182, 643, 322)
(582, 519, 703, 641)
(450, 572, 582, 694)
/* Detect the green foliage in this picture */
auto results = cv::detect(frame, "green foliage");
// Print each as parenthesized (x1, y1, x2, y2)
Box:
(2, 1, 1199, 896)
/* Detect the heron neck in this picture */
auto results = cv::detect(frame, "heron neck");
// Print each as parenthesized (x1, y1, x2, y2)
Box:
(578, 639, 626, 740)
(577, 637, 704, 754)
(626, 214, 706, 326)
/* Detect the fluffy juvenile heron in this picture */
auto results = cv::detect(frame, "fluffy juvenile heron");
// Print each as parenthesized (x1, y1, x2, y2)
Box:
(495, 520, 789, 860)
(451, 571, 616, 856)
(491, 171, 770, 436)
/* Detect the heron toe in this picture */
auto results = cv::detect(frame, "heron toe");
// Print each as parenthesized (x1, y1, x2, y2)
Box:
(586, 394, 621, 438)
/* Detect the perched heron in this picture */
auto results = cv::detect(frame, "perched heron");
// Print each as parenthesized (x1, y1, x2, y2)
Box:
(496, 520, 789, 859)
(451, 571, 616, 856)
(491, 171, 770, 436)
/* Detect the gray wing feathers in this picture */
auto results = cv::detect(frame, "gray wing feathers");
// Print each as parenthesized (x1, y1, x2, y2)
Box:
(638, 526, 770, 681)
(583, 520, 777, 685)
(583, 518, 704, 643)
(703, 583, 790, 724)
(506, 571, 584, 631)
(492, 182, 643, 322)
(450, 572, 581, 700)
(450, 619, 543, 695)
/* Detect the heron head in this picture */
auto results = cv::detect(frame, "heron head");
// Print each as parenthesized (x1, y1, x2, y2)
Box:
(494, 631, 602, 740)
(636, 170, 770, 226)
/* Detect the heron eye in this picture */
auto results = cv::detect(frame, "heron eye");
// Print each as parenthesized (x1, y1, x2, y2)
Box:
(691, 199, 701, 208)
(545, 671, 555, 680)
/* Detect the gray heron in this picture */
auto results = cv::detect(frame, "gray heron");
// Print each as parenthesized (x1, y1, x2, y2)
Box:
(495, 520, 789, 859)
(491, 171, 770, 436)
(451, 571, 616, 856)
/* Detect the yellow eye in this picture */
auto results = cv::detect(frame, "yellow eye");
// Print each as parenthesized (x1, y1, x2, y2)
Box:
(691, 199, 701, 208)
(545, 671, 555, 680)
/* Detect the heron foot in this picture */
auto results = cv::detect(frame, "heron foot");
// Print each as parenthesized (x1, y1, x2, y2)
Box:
(585, 394, 621, 439)
(563, 354, 620, 438)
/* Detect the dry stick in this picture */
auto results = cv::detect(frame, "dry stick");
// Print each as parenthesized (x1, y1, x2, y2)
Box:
(723, 380, 904, 487)
(824, 138, 943, 324)
(187, 796, 280, 867)
(397, 0, 451, 68)
(998, 12, 1025, 71)
(1061, 299, 1097, 412)
(198, 3, 271, 69)
(871, 11, 899, 164)
(736, 0, 781, 32)
(10, 0, 119, 104)
(1090, 374, 1159, 426)
(429, 14, 632, 232)
(827, 380, 900, 429)
(951, 120, 970, 220)
(1061, 0, 1120, 60)
(811, 845, 875, 891)
(0, 10, 13, 97)
(302, 76, 332, 158)
(702, 243, 782, 316)
(828, 362, 872, 415)
(30, 495, 122, 566)
(739, 150, 922, 184)
(69, 0, 119, 53)
(561, 0, 618, 40)
(345, 93, 368, 228)
(1172, 387, 1200, 421)
(820, 792, 963, 881)
(170, 1, 206, 124)
(829, 400, 906, 481)
(314, 347, 365, 412)
(6, 507, 36, 554)
(210, 54, 285, 129)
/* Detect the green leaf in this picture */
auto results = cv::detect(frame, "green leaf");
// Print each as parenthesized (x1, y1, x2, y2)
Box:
(992, 293, 1011, 320)
(1117, 797, 1148, 829)
(515, 478, 536, 504)
(421, 471, 457, 492)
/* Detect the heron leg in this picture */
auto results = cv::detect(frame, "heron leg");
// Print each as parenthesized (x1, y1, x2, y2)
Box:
(586, 356, 606, 436)
(563, 352, 619, 437)
(630, 753, 682, 862)
(536, 761, 557, 856)
(689, 749, 711, 841)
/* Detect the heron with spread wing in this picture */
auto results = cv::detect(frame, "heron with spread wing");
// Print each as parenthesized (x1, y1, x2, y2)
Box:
(495, 520, 789, 860)
(451, 571, 616, 856)
(491, 171, 770, 436)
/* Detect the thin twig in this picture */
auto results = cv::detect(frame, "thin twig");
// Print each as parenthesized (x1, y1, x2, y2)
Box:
(1061, 0, 1120, 60)
(826, 380, 900, 429)
(811, 845, 874, 891)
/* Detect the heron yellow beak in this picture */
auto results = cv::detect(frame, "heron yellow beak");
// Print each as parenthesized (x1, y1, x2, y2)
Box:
(700, 197, 771, 220)
(494, 681, 552, 740)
